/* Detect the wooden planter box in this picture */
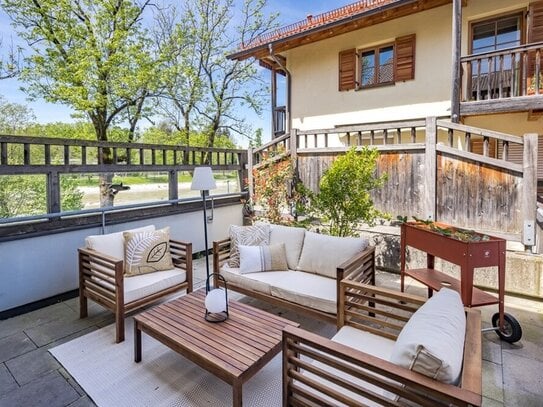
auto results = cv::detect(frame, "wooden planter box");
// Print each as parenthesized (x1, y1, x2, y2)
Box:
(400, 221, 506, 319)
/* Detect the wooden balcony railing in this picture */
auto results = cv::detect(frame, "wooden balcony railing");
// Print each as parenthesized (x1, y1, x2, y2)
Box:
(461, 41, 543, 102)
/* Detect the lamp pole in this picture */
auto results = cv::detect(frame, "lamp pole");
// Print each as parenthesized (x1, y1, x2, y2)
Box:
(202, 189, 210, 292)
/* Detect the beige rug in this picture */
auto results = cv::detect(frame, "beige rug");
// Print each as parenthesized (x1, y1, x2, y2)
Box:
(50, 317, 284, 407)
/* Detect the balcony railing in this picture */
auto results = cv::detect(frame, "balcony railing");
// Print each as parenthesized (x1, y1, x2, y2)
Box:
(461, 41, 543, 102)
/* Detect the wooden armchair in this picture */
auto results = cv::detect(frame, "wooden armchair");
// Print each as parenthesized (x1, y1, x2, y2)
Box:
(283, 280, 482, 406)
(78, 228, 192, 343)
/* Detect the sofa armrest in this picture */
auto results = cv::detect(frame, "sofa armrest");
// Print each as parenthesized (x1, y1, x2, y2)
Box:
(213, 238, 231, 275)
(337, 245, 375, 284)
(169, 239, 193, 292)
(283, 323, 481, 407)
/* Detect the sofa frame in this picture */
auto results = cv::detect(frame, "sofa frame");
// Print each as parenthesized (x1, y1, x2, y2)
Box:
(212, 237, 375, 325)
(78, 239, 193, 343)
(282, 280, 482, 406)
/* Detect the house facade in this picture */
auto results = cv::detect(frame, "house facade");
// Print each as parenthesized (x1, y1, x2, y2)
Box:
(230, 0, 543, 168)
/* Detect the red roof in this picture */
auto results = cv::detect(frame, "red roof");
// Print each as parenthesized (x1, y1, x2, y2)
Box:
(240, 0, 400, 51)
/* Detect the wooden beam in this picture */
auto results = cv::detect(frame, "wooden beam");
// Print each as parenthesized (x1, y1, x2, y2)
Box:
(522, 133, 538, 247)
(451, 0, 462, 122)
(424, 117, 437, 221)
(460, 96, 543, 115)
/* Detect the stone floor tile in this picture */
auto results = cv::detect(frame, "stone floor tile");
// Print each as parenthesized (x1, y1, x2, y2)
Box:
(6, 347, 60, 386)
(482, 360, 504, 403)
(482, 336, 503, 365)
(0, 332, 36, 363)
(24, 312, 109, 347)
(500, 321, 543, 363)
(503, 389, 543, 407)
(67, 396, 96, 407)
(0, 303, 75, 340)
(482, 396, 504, 407)
(0, 370, 79, 407)
(502, 352, 543, 400)
(0, 363, 18, 397)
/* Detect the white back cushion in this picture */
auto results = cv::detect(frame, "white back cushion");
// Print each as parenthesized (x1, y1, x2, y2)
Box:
(85, 225, 155, 259)
(296, 231, 368, 278)
(390, 288, 466, 384)
(269, 224, 306, 269)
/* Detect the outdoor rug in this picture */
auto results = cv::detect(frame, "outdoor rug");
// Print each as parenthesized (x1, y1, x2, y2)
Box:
(50, 317, 284, 407)
(49, 300, 336, 407)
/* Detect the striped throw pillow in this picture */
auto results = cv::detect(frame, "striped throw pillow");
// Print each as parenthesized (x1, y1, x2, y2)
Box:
(238, 243, 288, 274)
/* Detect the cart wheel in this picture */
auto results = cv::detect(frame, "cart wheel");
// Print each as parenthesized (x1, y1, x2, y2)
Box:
(491, 312, 522, 343)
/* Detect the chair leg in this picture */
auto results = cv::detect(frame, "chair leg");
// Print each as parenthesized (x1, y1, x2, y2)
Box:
(79, 288, 88, 319)
(116, 311, 125, 343)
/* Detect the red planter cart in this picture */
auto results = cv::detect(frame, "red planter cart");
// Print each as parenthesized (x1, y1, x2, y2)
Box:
(400, 221, 522, 343)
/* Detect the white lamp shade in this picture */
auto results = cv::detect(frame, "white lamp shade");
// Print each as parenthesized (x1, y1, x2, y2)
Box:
(191, 167, 217, 191)
(205, 289, 227, 313)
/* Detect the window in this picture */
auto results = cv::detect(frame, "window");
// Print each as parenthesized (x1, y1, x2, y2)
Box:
(469, 13, 522, 98)
(338, 34, 415, 92)
(360, 45, 394, 87)
(471, 14, 522, 73)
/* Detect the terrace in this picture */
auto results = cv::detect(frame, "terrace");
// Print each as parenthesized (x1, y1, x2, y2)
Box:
(1, 128, 542, 406)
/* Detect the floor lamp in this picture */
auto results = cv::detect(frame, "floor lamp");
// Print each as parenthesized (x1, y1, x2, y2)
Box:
(190, 167, 217, 292)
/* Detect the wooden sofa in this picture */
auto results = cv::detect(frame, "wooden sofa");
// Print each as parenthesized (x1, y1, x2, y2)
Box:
(283, 280, 482, 406)
(78, 225, 193, 343)
(213, 224, 375, 325)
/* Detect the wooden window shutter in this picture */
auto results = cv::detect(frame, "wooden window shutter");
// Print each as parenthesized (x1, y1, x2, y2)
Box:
(395, 34, 416, 81)
(338, 49, 356, 91)
(528, 1, 543, 78)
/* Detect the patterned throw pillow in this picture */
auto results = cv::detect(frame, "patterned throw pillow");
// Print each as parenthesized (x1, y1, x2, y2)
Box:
(239, 243, 288, 274)
(123, 227, 174, 276)
(229, 224, 270, 267)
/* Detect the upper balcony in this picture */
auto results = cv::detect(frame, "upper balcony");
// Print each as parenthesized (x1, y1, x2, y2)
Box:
(460, 42, 543, 116)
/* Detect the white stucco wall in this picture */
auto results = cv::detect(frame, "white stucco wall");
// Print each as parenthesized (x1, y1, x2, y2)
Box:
(0, 204, 242, 312)
(284, 0, 533, 132)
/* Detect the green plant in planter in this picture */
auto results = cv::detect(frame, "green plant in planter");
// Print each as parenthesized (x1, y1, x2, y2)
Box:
(309, 147, 388, 237)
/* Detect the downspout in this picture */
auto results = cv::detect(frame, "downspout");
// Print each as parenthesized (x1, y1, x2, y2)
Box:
(269, 44, 291, 134)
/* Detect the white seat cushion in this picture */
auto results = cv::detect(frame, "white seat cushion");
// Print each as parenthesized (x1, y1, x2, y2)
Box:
(268, 271, 336, 314)
(85, 225, 155, 259)
(332, 325, 396, 360)
(220, 265, 281, 295)
(124, 268, 187, 304)
(269, 224, 306, 269)
(390, 288, 466, 384)
(296, 231, 368, 279)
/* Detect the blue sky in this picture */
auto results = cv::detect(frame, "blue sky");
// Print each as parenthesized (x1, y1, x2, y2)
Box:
(0, 0, 347, 144)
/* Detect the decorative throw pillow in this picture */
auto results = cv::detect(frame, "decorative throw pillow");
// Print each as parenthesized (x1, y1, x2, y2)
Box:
(239, 243, 288, 274)
(389, 288, 466, 385)
(123, 227, 174, 276)
(229, 224, 270, 267)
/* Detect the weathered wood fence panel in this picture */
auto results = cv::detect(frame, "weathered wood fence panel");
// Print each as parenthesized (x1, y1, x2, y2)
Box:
(436, 155, 522, 235)
(373, 151, 426, 219)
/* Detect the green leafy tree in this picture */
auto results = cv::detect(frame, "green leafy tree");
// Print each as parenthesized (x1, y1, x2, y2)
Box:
(310, 147, 388, 237)
(155, 0, 277, 148)
(1, 0, 158, 206)
(0, 36, 21, 79)
(249, 128, 263, 148)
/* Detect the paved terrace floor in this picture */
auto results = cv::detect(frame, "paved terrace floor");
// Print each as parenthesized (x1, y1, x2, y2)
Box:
(0, 257, 542, 406)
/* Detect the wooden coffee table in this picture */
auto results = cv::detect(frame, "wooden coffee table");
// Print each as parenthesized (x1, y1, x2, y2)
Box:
(133, 290, 298, 406)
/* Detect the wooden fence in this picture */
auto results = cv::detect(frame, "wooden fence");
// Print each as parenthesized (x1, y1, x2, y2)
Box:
(250, 117, 538, 246)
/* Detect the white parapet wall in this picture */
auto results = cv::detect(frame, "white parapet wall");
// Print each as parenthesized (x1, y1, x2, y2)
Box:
(0, 204, 243, 313)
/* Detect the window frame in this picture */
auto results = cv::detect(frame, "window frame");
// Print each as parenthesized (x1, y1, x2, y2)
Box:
(357, 42, 396, 90)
